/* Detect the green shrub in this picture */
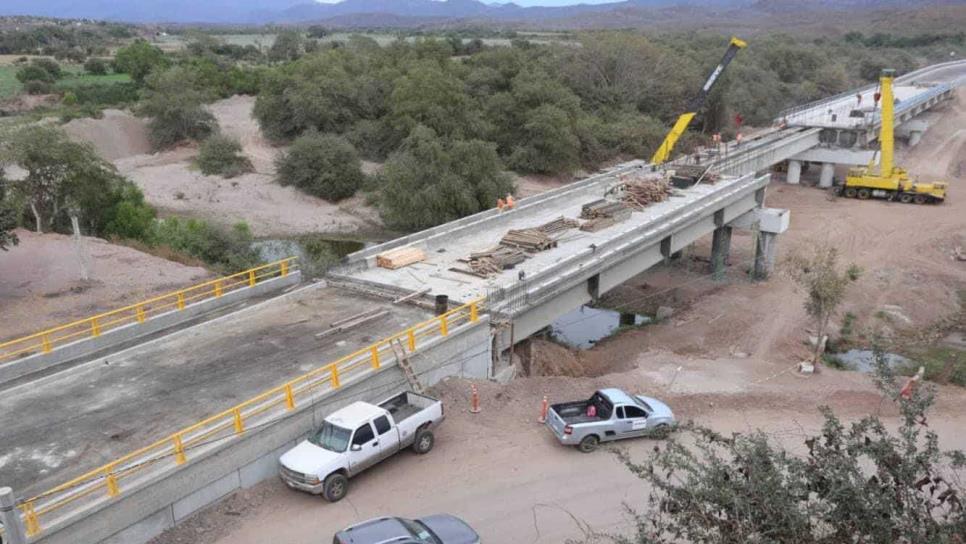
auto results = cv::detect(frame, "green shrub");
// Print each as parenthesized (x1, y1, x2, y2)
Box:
(62, 91, 77, 106)
(16, 64, 54, 84)
(197, 134, 253, 178)
(139, 67, 218, 150)
(23, 80, 53, 95)
(84, 57, 109, 75)
(67, 82, 139, 106)
(113, 40, 168, 84)
(274, 131, 364, 201)
(150, 217, 261, 273)
(379, 126, 513, 231)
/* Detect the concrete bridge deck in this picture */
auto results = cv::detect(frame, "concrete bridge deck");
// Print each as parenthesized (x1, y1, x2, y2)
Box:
(0, 285, 430, 498)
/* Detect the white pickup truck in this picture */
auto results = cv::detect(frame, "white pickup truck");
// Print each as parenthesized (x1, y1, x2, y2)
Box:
(279, 391, 444, 501)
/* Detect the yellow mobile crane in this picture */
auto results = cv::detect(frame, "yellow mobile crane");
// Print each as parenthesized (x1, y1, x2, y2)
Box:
(841, 69, 947, 204)
(650, 36, 747, 165)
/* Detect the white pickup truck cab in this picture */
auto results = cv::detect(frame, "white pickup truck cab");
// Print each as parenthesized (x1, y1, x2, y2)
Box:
(279, 391, 444, 501)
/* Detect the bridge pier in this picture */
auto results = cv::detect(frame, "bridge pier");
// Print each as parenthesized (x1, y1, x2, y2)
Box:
(786, 159, 802, 185)
(729, 207, 790, 281)
(818, 162, 835, 188)
(753, 232, 779, 280)
(711, 226, 732, 280)
(908, 130, 923, 147)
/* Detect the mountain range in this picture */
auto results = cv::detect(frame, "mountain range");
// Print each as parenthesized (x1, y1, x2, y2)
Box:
(0, 0, 959, 25)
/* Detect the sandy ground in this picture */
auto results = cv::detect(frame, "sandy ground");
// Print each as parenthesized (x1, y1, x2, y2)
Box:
(64, 96, 382, 237)
(0, 229, 209, 342)
(151, 360, 966, 544)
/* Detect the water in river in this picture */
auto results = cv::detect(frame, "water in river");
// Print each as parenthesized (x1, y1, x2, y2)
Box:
(550, 305, 650, 349)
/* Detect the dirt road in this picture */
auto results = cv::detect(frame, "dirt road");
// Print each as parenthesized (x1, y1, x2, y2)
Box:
(151, 366, 966, 544)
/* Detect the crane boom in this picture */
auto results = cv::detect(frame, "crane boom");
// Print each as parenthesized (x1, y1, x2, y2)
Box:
(650, 36, 747, 165)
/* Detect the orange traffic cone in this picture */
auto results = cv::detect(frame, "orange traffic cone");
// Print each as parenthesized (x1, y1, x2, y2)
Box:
(470, 384, 481, 414)
(537, 395, 549, 423)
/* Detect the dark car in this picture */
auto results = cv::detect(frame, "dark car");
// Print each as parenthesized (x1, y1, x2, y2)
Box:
(333, 515, 480, 544)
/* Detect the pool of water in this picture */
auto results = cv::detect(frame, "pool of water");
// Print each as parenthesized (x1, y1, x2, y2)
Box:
(831, 349, 909, 373)
(550, 306, 650, 349)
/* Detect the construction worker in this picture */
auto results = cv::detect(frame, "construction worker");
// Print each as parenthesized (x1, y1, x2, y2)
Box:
(735, 132, 743, 148)
(496, 197, 506, 210)
(505, 194, 515, 209)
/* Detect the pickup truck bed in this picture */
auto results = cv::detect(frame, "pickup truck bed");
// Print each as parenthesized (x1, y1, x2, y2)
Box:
(379, 391, 436, 425)
(551, 399, 611, 425)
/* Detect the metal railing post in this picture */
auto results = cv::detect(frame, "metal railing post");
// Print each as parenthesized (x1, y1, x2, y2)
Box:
(232, 408, 244, 435)
(370, 345, 380, 369)
(177, 292, 186, 310)
(285, 384, 295, 410)
(330, 364, 341, 388)
(0, 487, 29, 544)
(248, 270, 256, 287)
(136, 305, 146, 324)
(173, 434, 187, 465)
(280, 260, 289, 277)
(470, 302, 478, 322)
(407, 328, 416, 351)
(90, 318, 101, 337)
(439, 315, 448, 336)
(105, 466, 120, 497)
(42, 334, 52, 353)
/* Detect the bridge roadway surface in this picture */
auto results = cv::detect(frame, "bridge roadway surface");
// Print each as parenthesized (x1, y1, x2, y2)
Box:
(780, 60, 966, 129)
(0, 285, 430, 498)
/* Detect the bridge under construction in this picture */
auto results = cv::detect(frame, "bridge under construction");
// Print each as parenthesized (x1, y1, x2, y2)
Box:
(0, 60, 963, 544)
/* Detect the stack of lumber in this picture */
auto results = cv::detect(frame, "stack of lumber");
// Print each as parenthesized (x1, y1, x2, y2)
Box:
(622, 178, 673, 209)
(581, 199, 631, 222)
(536, 216, 580, 235)
(500, 228, 556, 252)
(450, 246, 527, 278)
(376, 246, 426, 269)
(580, 217, 618, 232)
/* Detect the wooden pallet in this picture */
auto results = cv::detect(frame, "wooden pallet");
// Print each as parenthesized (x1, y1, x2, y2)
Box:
(376, 246, 426, 269)
(500, 228, 556, 252)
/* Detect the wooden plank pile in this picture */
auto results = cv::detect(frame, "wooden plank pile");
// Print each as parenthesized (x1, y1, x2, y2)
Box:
(500, 228, 556, 252)
(376, 246, 426, 269)
(622, 178, 673, 209)
(536, 216, 580, 235)
(580, 199, 631, 222)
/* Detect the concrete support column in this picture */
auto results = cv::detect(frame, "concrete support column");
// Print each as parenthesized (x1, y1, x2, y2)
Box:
(908, 131, 922, 147)
(786, 160, 802, 185)
(711, 226, 732, 281)
(0, 487, 28, 544)
(818, 162, 835, 189)
(753, 232, 779, 281)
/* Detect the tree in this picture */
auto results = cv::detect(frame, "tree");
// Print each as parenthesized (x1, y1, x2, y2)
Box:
(274, 131, 364, 201)
(306, 25, 329, 39)
(388, 60, 481, 139)
(508, 104, 581, 174)
(379, 126, 513, 231)
(268, 31, 304, 63)
(84, 57, 109, 75)
(197, 134, 253, 178)
(0, 200, 18, 251)
(611, 361, 965, 544)
(113, 40, 168, 84)
(138, 66, 218, 150)
(788, 243, 861, 365)
(0, 126, 153, 237)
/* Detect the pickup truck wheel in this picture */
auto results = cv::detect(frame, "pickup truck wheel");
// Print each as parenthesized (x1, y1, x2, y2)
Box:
(323, 473, 348, 502)
(652, 423, 672, 438)
(413, 429, 435, 454)
(578, 435, 599, 453)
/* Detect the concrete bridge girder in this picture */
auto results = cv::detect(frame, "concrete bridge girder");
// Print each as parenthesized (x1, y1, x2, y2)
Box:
(502, 176, 772, 343)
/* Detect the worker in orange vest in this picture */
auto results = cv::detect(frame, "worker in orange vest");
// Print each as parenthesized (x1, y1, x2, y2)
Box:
(505, 194, 515, 209)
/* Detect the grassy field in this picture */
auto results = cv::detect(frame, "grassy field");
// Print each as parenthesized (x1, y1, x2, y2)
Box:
(0, 65, 21, 98)
(0, 64, 131, 100)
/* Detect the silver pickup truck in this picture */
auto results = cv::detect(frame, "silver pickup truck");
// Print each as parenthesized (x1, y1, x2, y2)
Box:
(279, 391, 444, 501)
(546, 388, 675, 452)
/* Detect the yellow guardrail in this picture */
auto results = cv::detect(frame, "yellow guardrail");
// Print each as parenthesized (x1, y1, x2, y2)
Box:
(0, 258, 298, 365)
(15, 297, 483, 537)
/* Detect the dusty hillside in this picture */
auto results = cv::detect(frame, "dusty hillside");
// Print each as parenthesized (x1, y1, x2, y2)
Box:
(63, 96, 382, 237)
(0, 229, 209, 342)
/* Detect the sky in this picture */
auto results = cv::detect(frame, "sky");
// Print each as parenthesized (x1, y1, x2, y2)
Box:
(312, 0, 623, 5)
